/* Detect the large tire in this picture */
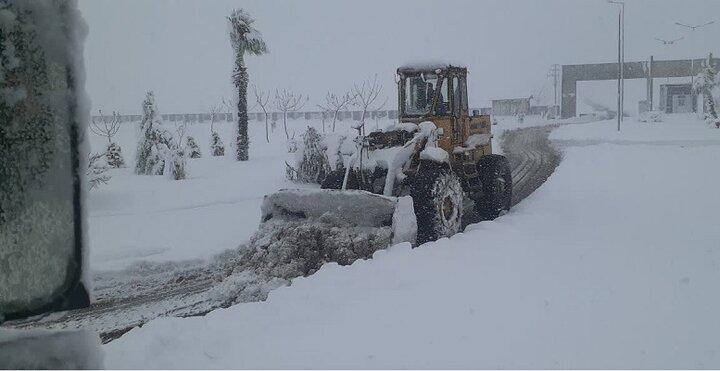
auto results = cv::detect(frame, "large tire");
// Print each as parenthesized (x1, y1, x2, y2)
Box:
(475, 154, 512, 220)
(411, 161, 463, 244)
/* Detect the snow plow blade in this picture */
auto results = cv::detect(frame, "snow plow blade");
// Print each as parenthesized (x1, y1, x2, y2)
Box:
(261, 189, 417, 246)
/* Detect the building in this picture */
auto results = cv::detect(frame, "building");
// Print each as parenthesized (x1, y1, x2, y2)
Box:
(658, 83, 696, 114)
(491, 98, 531, 116)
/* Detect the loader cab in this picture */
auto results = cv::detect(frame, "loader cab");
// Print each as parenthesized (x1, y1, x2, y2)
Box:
(397, 64, 491, 155)
(397, 64, 468, 120)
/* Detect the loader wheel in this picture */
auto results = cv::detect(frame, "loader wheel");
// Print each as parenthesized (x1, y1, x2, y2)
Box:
(412, 161, 463, 244)
(475, 154, 512, 220)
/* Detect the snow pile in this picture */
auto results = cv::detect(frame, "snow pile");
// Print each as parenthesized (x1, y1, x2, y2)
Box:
(203, 209, 398, 308)
(639, 110, 663, 123)
(106, 120, 720, 368)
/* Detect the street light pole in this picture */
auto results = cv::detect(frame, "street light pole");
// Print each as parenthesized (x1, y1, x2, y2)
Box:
(608, 0, 625, 131)
(617, 11, 621, 131)
(620, 1, 625, 123)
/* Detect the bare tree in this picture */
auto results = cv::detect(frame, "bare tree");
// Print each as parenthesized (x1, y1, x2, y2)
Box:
(252, 84, 272, 142)
(208, 102, 222, 134)
(90, 110, 121, 145)
(352, 74, 383, 134)
(318, 91, 354, 133)
(275, 88, 308, 139)
(174, 120, 188, 148)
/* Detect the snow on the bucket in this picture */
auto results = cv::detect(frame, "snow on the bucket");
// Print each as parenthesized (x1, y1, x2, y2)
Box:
(261, 189, 398, 228)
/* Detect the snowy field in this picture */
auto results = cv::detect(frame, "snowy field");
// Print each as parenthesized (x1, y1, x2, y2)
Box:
(86, 113, 550, 271)
(86, 115, 398, 271)
(104, 114, 720, 368)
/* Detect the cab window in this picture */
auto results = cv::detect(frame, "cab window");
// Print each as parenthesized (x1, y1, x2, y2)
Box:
(436, 77, 450, 116)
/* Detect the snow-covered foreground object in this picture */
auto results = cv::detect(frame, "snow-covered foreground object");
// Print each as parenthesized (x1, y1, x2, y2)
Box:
(106, 130, 720, 368)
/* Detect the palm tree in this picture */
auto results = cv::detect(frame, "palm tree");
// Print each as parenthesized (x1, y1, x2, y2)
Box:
(228, 9, 268, 161)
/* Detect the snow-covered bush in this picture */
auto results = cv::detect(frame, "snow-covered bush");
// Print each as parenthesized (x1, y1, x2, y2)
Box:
(134, 92, 187, 179)
(87, 153, 110, 190)
(186, 136, 201, 158)
(694, 58, 720, 128)
(210, 131, 225, 156)
(286, 136, 299, 154)
(105, 142, 125, 168)
(289, 127, 332, 184)
(639, 110, 663, 123)
(165, 146, 187, 180)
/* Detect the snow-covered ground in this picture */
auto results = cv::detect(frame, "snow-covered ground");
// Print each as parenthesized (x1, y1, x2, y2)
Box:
(104, 114, 720, 368)
(551, 113, 720, 145)
(86, 116, 394, 271)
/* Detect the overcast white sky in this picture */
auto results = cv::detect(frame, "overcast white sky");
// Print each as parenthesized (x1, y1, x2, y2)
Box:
(78, 0, 720, 114)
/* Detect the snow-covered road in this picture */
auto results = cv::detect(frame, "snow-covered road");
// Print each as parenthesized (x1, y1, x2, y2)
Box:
(103, 117, 720, 368)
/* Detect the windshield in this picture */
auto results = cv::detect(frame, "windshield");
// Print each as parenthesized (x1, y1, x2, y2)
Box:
(403, 73, 439, 116)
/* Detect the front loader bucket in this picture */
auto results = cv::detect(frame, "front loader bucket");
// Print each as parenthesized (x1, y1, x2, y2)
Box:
(261, 189, 416, 246)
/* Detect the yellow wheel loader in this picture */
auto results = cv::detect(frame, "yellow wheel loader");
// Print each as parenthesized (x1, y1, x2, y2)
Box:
(262, 64, 512, 245)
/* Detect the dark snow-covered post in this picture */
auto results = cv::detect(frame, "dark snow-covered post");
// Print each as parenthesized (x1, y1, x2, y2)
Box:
(228, 9, 267, 161)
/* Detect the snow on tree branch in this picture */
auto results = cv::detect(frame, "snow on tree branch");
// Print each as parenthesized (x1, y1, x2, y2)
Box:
(352, 74, 383, 134)
(318, 91, 354, 133)
(275, 88, 308, 140)
(227, 9, 268, 58)
(90, 110, 120, 145)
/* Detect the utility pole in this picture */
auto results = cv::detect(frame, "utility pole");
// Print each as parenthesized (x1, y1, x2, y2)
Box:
(547, 64, 560, 120)
(608, 0, 625, 131)
(618, 11, 622, 130)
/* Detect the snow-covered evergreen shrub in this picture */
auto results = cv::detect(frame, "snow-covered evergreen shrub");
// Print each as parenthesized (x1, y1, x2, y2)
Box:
(164, 145, 187, 180)
(87, 153, 110, 189)
(290, 127, 332, 184)
(186, 136, 201, 158)
(105, 142, 125, 168)
(210, 131, 225, 156)
(694, 58, 720, 128)
(286, 137, 299, 154)
(135, 92, 176, 175)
